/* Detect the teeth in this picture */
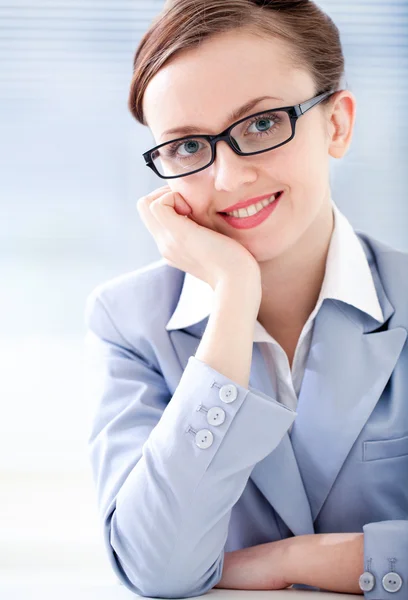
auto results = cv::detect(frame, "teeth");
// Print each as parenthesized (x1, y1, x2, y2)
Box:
(225, 193, 279, 217)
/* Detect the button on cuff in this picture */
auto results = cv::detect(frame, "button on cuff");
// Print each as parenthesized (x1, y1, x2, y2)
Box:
(219, 384, 238, 403)
(359, 571, 375, 592)
(382, 571, 403, 593)
(195, 429, 214, 449)
(207, 406, 226, 426)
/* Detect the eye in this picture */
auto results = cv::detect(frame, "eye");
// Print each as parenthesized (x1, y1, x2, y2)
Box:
(248, 117, 275, 133)
(244, 112, 283, 137)
(177, 139, 204, 156)
(166, 138, 206, 158)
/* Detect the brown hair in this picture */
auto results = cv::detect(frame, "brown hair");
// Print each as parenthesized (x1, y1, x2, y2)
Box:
(128, 0, 345, 126)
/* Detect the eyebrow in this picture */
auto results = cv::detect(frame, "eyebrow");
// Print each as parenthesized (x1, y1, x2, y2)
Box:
(160, 95, 284, 140)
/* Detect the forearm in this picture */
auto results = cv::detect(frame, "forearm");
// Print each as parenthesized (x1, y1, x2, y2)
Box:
(286, 532, 365, 594)
(195, 272, 261, 388)
(214, 538, 293, 590)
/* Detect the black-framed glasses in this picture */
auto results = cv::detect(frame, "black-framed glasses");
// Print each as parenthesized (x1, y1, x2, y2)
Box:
(142, 90, 335, 179)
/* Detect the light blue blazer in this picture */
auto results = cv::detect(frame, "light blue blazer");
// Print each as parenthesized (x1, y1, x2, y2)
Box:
(84, 230, 408, 599)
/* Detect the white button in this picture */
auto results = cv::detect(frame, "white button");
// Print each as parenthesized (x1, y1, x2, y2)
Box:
(195, 429, 214, 449)
(207, 407, 225, 426)
(382, 572, 403, 593)
(219, 384, 238, 403)
(359, 571, 375, 592)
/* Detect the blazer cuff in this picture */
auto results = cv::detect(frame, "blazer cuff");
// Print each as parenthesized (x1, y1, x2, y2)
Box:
(361, 520, 408, 598)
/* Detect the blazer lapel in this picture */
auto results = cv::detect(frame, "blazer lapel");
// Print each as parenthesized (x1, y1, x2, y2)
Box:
(249, 239, 406, 532)
(248, 342, 315, 536)
(290, 294, 407, 524)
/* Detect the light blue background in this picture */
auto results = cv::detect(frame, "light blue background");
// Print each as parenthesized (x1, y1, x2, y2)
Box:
(1, 0, 407, 583)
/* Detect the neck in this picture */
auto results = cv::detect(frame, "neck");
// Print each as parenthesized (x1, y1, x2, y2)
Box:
(257, 193, 335, 337)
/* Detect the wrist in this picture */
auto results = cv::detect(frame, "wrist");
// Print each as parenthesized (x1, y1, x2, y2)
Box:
(283, 533, 365, 594)
(215, 268, 262, 305)
(277, 536, 299, 587)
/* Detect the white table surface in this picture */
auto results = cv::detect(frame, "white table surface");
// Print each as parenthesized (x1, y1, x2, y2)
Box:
(0, 581, 359, 600)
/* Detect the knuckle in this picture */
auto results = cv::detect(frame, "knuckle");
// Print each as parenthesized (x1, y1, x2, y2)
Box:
(150, 196, 162, 208)
(149, 199, 158, 212)
(136, 196, 146, 210)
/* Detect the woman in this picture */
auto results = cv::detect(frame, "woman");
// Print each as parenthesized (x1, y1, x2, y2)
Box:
(84, 0, 408, 598)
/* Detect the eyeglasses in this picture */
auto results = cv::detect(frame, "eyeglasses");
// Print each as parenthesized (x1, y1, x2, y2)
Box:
(142, 90, 335, 180)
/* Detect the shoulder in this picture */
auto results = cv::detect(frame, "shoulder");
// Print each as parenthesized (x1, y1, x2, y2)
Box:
(356, 230, 408, 323)
(356, 230, 408, 282)
(84, 258, 185, 342)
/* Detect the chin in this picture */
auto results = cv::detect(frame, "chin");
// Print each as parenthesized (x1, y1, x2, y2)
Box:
(245, 234, 294, 263)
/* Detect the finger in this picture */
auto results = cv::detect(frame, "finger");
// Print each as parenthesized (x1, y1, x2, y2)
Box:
(136, 186, 171, 235)
(150, 191, 198, 235)
(146, 186, 191, 216)
(137, 184, 170, 210)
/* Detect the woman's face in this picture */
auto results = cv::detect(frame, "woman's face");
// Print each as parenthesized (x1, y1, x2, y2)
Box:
(143, 28, 353, 263)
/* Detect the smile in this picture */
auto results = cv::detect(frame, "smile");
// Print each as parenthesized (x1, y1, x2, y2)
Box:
(219, 191, 284, 229)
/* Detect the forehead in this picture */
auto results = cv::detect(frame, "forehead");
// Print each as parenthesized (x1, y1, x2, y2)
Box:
(143, 30, 312, 141)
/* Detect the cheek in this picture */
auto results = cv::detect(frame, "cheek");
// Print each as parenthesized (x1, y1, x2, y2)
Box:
(259, 145, 304, 185)
(168, 183, 208, 217)
(291, 131, 330, 189)
(167, 182, 180, 194)
(167, 183, 190, 203)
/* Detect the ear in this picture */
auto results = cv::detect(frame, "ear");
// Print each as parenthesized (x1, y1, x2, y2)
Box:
(325, 90, 357, 159)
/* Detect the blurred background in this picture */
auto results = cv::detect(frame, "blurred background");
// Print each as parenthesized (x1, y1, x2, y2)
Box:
(1, 0, 407, 587)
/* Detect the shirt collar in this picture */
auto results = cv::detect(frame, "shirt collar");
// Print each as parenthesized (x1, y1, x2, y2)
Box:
(165, 197, 384, 334)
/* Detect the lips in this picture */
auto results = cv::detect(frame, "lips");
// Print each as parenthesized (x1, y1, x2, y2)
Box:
(218, 190, 284, 229)
(219, 191, 283, 214)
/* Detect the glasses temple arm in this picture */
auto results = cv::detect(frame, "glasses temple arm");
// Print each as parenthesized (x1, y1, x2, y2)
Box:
(297, 91, 334, 115)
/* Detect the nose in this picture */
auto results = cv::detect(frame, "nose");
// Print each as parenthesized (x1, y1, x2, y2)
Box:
(210, 139, 258, 192)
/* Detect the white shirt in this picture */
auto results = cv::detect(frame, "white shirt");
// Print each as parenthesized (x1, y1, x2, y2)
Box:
(166, 197, 384, 424)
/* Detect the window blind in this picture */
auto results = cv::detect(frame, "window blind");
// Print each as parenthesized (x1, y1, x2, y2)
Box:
(1, 0, 407, 249)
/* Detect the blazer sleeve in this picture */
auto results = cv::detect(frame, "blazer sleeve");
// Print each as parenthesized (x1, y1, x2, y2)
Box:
(362, 520, 408, 598)
(84, 289, 297, 599)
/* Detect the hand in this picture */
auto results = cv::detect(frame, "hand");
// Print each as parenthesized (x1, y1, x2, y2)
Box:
(137, 184, 261, 290)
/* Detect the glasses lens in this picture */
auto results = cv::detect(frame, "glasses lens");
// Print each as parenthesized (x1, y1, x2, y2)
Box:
(150, 110, 292, 178)
(229, 110, 292, 153)
(151, 137, 212, 178)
